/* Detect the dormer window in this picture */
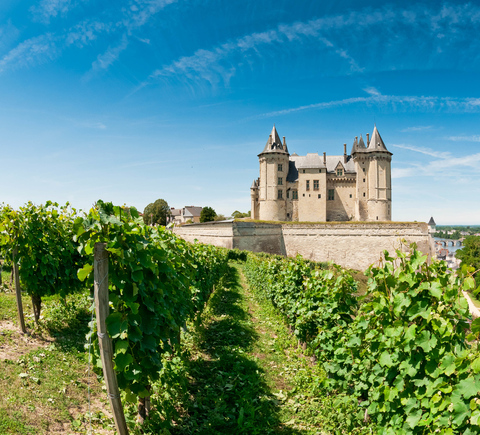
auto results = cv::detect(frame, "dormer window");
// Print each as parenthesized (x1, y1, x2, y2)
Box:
(337, 169, 343, 176)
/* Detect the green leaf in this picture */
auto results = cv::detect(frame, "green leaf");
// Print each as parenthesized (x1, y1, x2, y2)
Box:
(416, 330, 433, 352)
(472, 357, 480, 374)
(457, 377, 480, 399)
(464, 277, 476, 291)
(471, 409, 480, 425)
(405, 409, 423, 429)
(114, 353, 134, 371)
(106, 312, 128, 339)
(77, 263, 93, 282)
(428, 282, 443, 299)
(115, 340, 129, 355)
(452, 400, 470, 427)
(379, 351, 393, 368)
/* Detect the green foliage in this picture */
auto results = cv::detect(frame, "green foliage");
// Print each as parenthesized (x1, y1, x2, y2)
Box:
(244, 253, 356, 362)
(326, 247, 479, 434)
(74, 200, 228, 407)
(232, 210, 250, 219)
(243, 247, 480, 434)
(456, 236, 480, 287)
(200, 206, 216, 223)
(227, 249, 248, 262)
(142, 198, 169, 226)
(0, 202, 84, 322)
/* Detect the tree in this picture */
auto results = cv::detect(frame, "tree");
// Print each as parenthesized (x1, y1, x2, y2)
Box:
(200, 207, 216, 223)
(143, 199, 170, 226)
(214, 214, 226, 221)
(232, 210, 250, 219)
(456, 235, 480, 286)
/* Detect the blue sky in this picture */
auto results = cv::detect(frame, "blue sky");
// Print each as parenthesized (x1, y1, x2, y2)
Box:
(1, 1, 480, 224)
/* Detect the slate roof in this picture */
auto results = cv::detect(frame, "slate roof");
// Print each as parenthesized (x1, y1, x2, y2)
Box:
(286, 154, 355, 182)
(352, 126, 391, 155)
(183, 206, 203, 218)
(259, 125, 289, 155)
(428, 217, 436, 226)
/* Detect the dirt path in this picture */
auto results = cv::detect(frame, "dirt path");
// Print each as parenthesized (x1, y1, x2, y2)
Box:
(463, 291, 480, 319)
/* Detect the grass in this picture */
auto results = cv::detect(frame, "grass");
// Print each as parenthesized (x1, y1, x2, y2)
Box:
(0, 263, 373, 434)
(144, 263, 373, 434)
(0, 290, 114, 434)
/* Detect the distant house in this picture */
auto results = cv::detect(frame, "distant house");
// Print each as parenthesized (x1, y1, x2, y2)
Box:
(169, 206, 203, 225)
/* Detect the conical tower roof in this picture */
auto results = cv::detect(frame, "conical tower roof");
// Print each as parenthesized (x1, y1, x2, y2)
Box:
(350, 136, 358, 155)
(367, 125, 389, 152)
(358, 135, 366, 148)
(428, 216, 436, 226)
(259, 125, 289, 155)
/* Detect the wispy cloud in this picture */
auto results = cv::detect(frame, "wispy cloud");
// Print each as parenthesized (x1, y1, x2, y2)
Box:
(400, 126, 434, 133)
(445, 135, 480, 142)
(86, 34, 129, 78)
(147, 3, 480, 87)
(123, 0, 178, 29)
(249, 90, 480, 120)
(30, 0, 84, 24)
(0, 34, 58, 72)
(1, 0, 176, 74)
(391, 144, 451, 159)
(65, 20, 112, 48)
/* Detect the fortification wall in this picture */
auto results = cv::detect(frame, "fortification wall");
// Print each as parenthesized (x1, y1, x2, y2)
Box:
(173, 221, 433, 271)
(282, 222, 432, 270)
(172, 221, 234, 249)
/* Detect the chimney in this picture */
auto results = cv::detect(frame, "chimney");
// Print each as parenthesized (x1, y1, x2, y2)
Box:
(323, 152, 326, 165)
(344, 143, 347, 163)
(366, 133, 370, 146)
(283, 136, 286, 146)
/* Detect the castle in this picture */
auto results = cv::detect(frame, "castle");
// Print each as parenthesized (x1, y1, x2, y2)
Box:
(250, 125, 392, 222)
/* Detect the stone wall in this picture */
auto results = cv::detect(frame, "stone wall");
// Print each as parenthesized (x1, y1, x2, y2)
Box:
(282, 222, 432, 271)
(173, 221, 234, 249)
(173, 221, 433, 271)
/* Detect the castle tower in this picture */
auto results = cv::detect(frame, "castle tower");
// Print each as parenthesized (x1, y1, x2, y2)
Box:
(256, 125, 290, 221)
(353, 126, 392, 221)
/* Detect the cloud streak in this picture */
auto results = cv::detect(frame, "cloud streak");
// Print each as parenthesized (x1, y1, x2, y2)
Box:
(30, 0, 85, 24)
(148, 2, 480, 87)
(248, 92, 480, 120)
(1, 0, 177, 74)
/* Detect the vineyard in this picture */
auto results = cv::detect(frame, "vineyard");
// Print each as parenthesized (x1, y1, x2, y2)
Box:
(0, 201, 480, 434)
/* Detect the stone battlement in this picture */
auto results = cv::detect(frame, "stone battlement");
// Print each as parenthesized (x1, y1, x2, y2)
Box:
(173, 221, 433, 270)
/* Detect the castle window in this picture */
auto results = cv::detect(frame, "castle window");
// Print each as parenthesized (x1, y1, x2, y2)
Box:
(328, 189, 334, 200)
(313, 180, 319, 190)
(337, 169, 343, 176)
(363, 178, 366, 182)
(363, 168, 366, 173)
(278, 164, 283, 172)
(306, 180, 310, 191)
(349, 194, 352, 198)
(303, 193, 305, 197)
(278, 177, 283, 185)
(318, 194, 321, 199)
(278, 190, 283, 199)
(363, 193, 366, 197)
(292, 190, 298, 200)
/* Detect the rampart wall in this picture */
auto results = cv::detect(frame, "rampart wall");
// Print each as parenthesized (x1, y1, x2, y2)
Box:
(173, 221, 433, 271)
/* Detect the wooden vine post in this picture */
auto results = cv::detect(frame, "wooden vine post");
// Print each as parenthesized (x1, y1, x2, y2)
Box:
(94, 243, 129, 435)
(12, 248, 26, 334)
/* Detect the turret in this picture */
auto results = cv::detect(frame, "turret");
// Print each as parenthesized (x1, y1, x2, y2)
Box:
(352, 126, 392, 221)
(257, 125, 290, 221)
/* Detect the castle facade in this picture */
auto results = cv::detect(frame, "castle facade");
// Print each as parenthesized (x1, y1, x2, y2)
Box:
(250, 125, 392, 222)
